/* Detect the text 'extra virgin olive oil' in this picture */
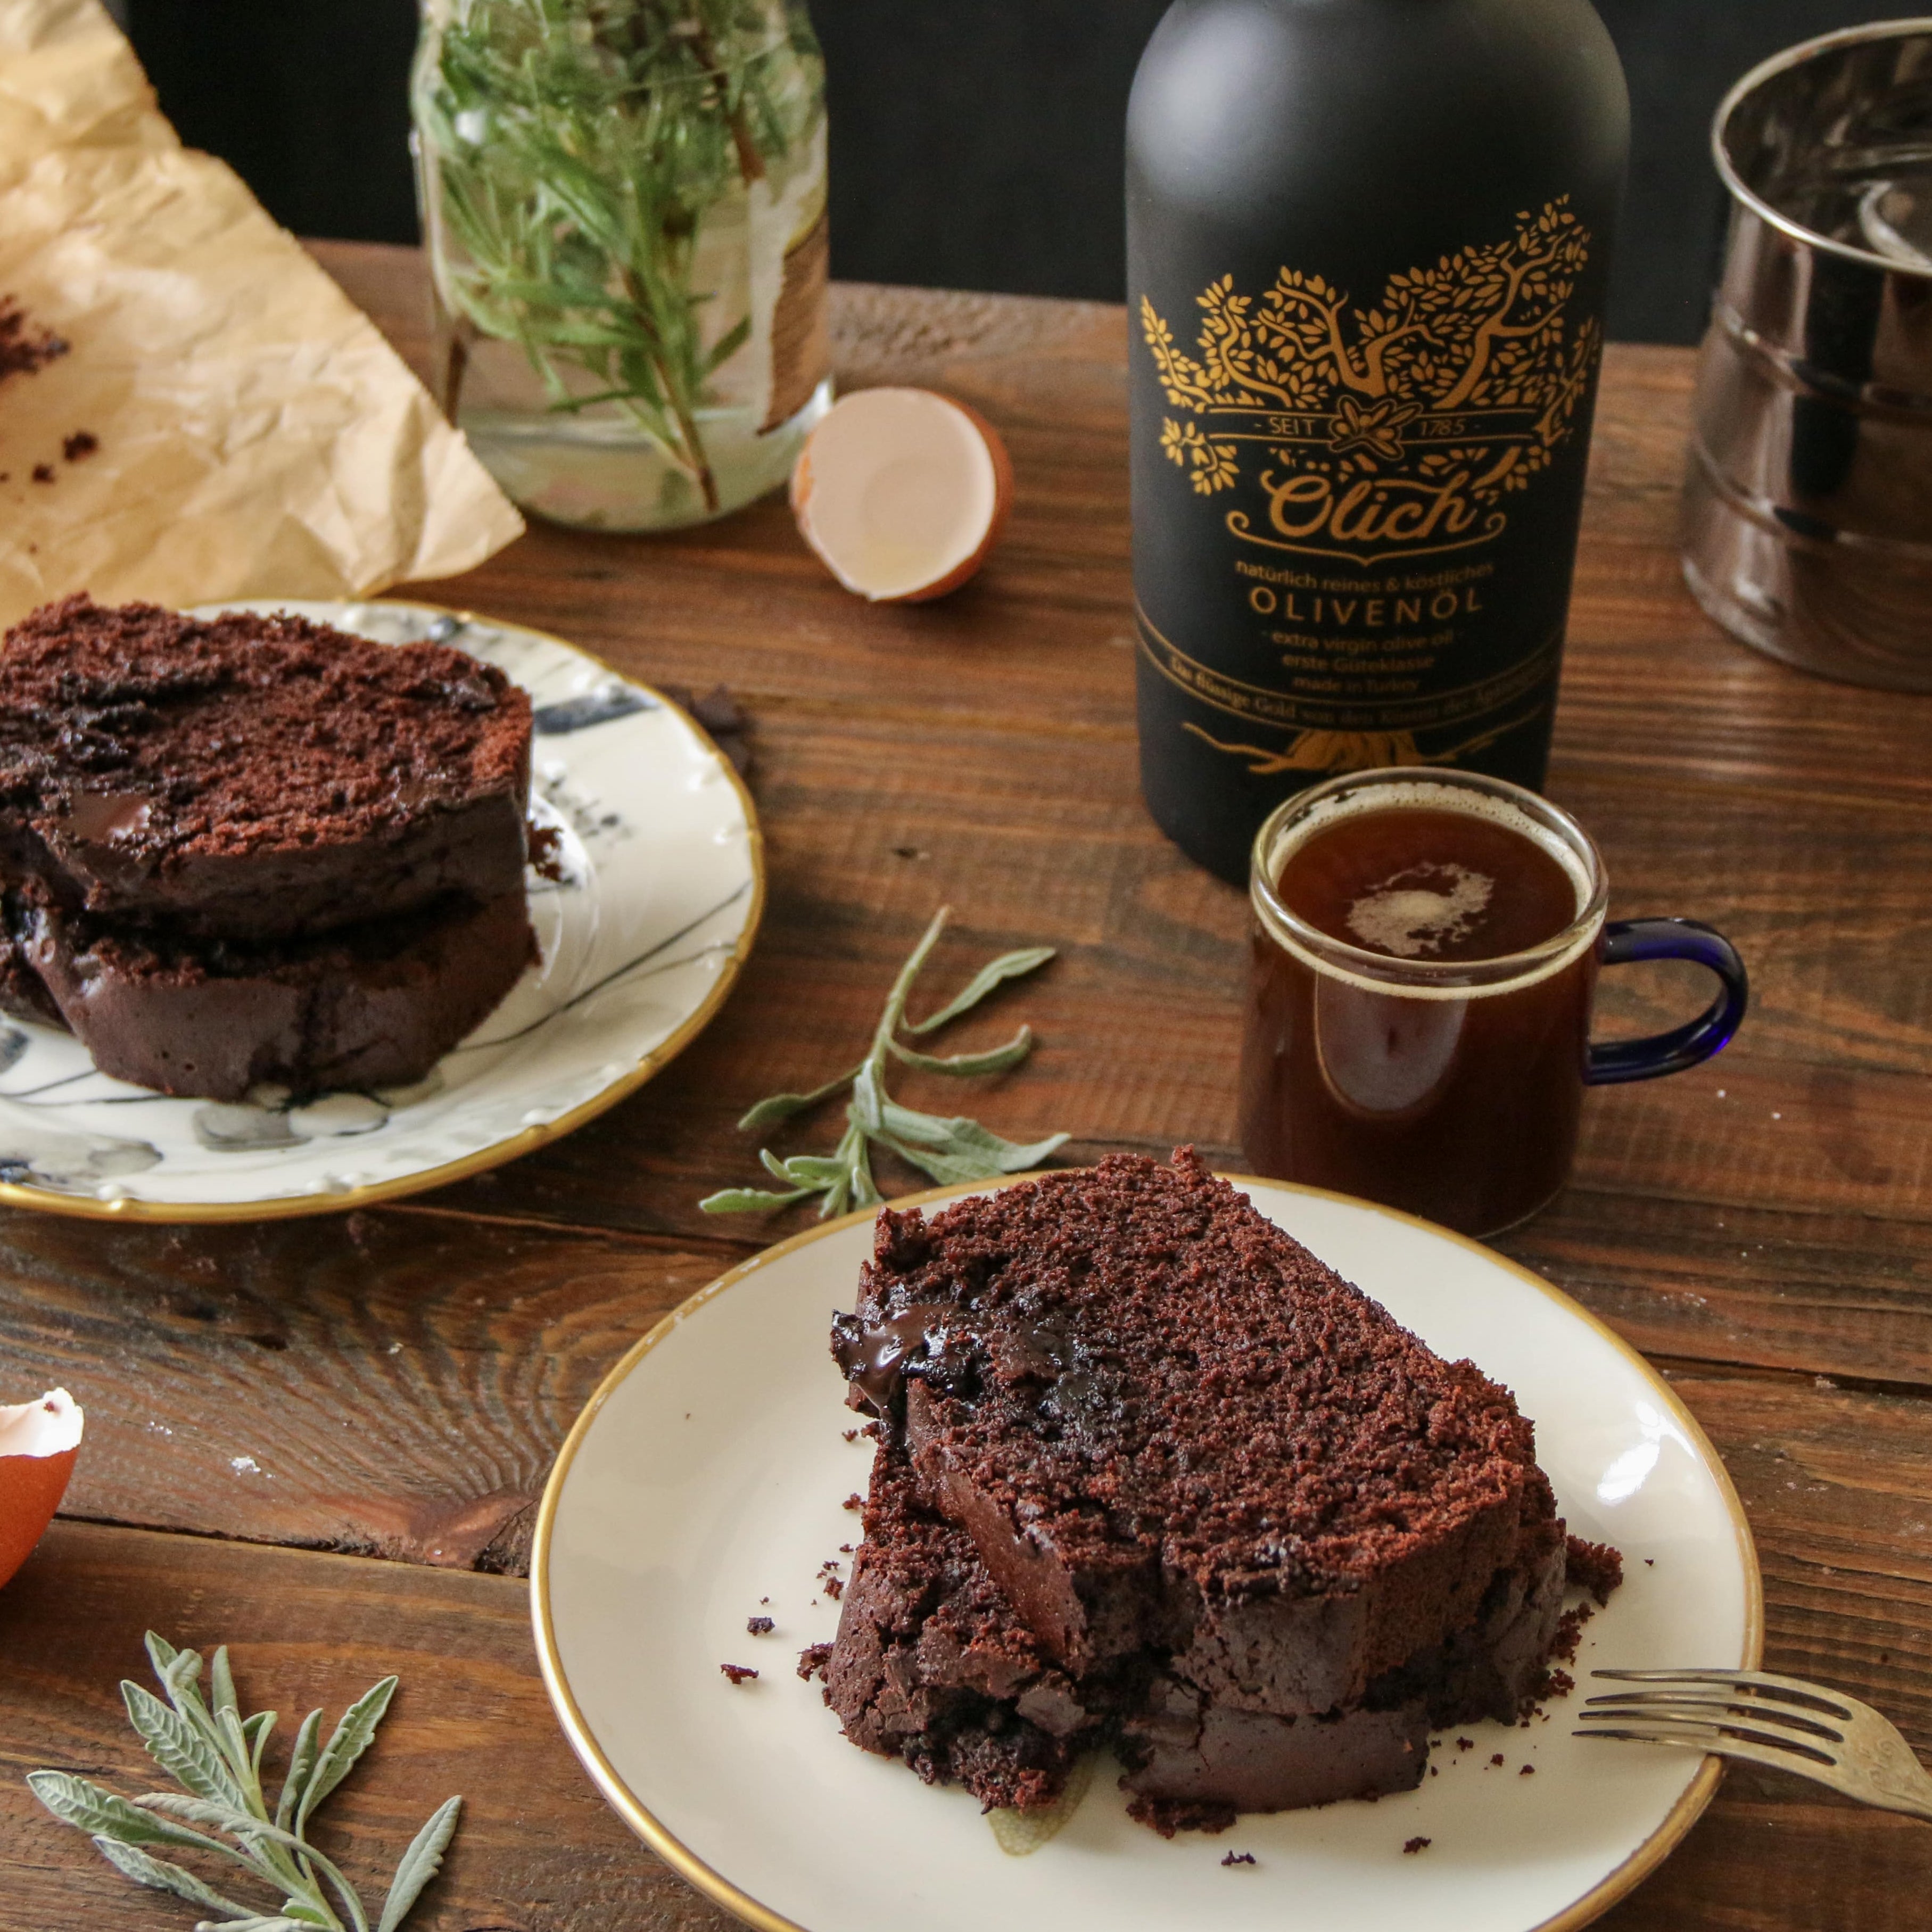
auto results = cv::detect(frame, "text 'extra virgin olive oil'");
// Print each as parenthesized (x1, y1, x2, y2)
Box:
(1127, 0, 1629, 883)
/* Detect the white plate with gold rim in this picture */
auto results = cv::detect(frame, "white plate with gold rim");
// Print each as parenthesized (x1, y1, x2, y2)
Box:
(0, 599, 761, 1220)
(533, 1175, 1762, 1932)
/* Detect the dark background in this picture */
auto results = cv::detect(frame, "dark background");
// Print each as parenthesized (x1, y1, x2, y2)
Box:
(123, 0, 1896, 345)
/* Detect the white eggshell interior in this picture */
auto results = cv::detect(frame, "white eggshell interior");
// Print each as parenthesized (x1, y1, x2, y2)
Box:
(0, 1387, 83, 1458)
(798, 388, 998, 599)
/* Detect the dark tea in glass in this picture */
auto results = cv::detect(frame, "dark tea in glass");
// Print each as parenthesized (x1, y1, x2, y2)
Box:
(1240, 770, 1750, 1237)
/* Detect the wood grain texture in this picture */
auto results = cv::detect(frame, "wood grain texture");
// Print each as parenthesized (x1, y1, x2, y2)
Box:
(0, 1522, 739, 1932)
(0, 1204, 740, 1570)
(0, 245, 1925, 1931)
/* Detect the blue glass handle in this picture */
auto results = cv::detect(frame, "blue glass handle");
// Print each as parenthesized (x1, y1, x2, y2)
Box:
(1586, 918, 1749, 1086)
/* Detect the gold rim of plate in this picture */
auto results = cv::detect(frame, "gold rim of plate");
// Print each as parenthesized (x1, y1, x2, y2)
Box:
(530, 1171, 1766, 1932)
(0, 599, 766, 1223)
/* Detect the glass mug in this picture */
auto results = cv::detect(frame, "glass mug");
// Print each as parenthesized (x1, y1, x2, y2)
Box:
(1238, 769, 1748, 1238)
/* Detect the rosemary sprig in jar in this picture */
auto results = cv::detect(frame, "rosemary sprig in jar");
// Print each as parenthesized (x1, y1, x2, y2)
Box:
(415, 0, 824, 513)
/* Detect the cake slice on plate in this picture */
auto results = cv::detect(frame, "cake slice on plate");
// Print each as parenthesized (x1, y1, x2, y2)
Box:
(0, 595, 538, 1101)
(815, 1150, 1592, 1832)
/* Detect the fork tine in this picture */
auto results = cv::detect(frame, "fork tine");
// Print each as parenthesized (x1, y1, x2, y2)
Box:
(1580, 1694, 1845, 1744)
(1576, 1717, 1838, 1768)
(1592, 1669, 1855, 1718)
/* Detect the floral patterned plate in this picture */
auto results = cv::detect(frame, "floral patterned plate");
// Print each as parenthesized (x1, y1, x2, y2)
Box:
(0, 599, 762, 1220)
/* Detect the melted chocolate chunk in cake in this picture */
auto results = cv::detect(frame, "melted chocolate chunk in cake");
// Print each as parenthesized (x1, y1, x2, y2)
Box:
(0, 595, 531, 939)
(818, 1151, 1590, 1826)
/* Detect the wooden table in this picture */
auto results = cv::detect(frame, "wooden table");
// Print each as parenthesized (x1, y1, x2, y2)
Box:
(3, 243, 1929, 1932)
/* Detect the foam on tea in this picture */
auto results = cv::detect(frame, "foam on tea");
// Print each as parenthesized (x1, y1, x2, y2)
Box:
(1274, 789, 1589, 970)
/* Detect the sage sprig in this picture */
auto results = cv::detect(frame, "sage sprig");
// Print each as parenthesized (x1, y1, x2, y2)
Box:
(28, 1633, 460, 1932)
(700, 906, 1068, 1218)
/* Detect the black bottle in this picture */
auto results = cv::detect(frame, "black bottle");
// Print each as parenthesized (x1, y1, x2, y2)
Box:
(1127, 0, 1629, 884)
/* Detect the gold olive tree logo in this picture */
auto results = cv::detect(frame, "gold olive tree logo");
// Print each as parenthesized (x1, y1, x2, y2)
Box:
(1141, 199, 1599, 563)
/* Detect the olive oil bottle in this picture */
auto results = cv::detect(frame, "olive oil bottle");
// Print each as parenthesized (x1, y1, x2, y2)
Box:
(1127, 0, 1629, 882)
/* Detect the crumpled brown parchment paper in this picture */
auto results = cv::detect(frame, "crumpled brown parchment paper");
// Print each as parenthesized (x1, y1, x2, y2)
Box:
(0, 0, 523, 629)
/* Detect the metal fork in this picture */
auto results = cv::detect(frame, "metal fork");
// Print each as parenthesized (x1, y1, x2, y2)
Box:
(1575, 1669, 1932, 1822)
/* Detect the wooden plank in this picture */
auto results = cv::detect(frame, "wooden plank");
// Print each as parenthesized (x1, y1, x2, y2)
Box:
(0, 1207, 745, 1571)
(0, 1521, 737, 1932)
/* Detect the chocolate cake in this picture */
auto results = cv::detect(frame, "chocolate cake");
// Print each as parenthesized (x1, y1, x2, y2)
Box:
(0, 596, 539, 1101)
(1, 888, 533, 1102)
(0, 595, 531, 939)
(815, 1151, 1597, 1830)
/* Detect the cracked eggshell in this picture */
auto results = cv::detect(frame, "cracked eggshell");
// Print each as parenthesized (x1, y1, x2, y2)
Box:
(0, 1388, 82, 1589)
(790, 386, 1013, 602)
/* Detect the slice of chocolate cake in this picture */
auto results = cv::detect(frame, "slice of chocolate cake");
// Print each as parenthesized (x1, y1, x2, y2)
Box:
(0, 595, 531, 939)
(2, 888, 533, 1102)
(816, 1151, 1590, 1829)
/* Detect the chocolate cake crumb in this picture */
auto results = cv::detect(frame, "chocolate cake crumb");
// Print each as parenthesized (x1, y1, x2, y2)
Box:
(1455, 1737, 1474, 1751)
(0, 298, 67, 382)
(843, 1492, 863, 1510)
(1490, 1753, 1505, 1766)
(843, 1428, 860, 1442)
(861, 1421, 879, 1438)
(839, 1543, 853, 1554)
(823, 1576, 844, 1599)
(1548, 1602, 1594, 1665)
(526, 821, 567, 882)
(720, 1664, 759, 1685)
(1544, 1669, 1574, 1698)
(1645, 1557, 1655, 1566)
(1221, 1851, 1257, 1867)
(62, 431, 97, 462)
(1520, 1763, 1535, 1776)
(1565, 1535, 1624, 1605)
(747, 1616, 774, 1636)
(797, 1642, 833, 1682)
(760, 1596, 770, 1604)
(1402, 1837, 1431, 1855)
(30, 464, 53, 484)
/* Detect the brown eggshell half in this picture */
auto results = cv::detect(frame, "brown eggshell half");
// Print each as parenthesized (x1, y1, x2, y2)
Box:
(0, 1388, 82, 1590)
(790, 387, 1013, 602)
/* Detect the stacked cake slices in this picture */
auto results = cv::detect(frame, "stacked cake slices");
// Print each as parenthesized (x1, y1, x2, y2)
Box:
(0, 595, 535, 1100)
(815, 1150, 1601, 1832)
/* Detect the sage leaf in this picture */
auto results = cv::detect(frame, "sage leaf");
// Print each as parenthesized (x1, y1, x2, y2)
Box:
(736, 1066, 858, 1132)
(906, 948, 1056, 1036)
(700, 1184, 813, 1215)
(121, 1681, 250, 1808)
(888, 1025, 1035, 1077)
(297, 1677, 397, 1831)
(211, 1646, 240, 1721)
(217, 1706, 258, 1794)
(27, 1771, 231, 1857)
(91, 1836, 253, 1919)
(194, 1920, 312, 1932)
(274, 1708, 323, 1832)
(245, 1710, 276, 1781)
(376, 1796, 463, 1932)
(759, 1150, 852, 1188)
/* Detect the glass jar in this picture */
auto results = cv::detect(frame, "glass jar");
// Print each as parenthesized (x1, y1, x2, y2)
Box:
(412, 0, 831, 532)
